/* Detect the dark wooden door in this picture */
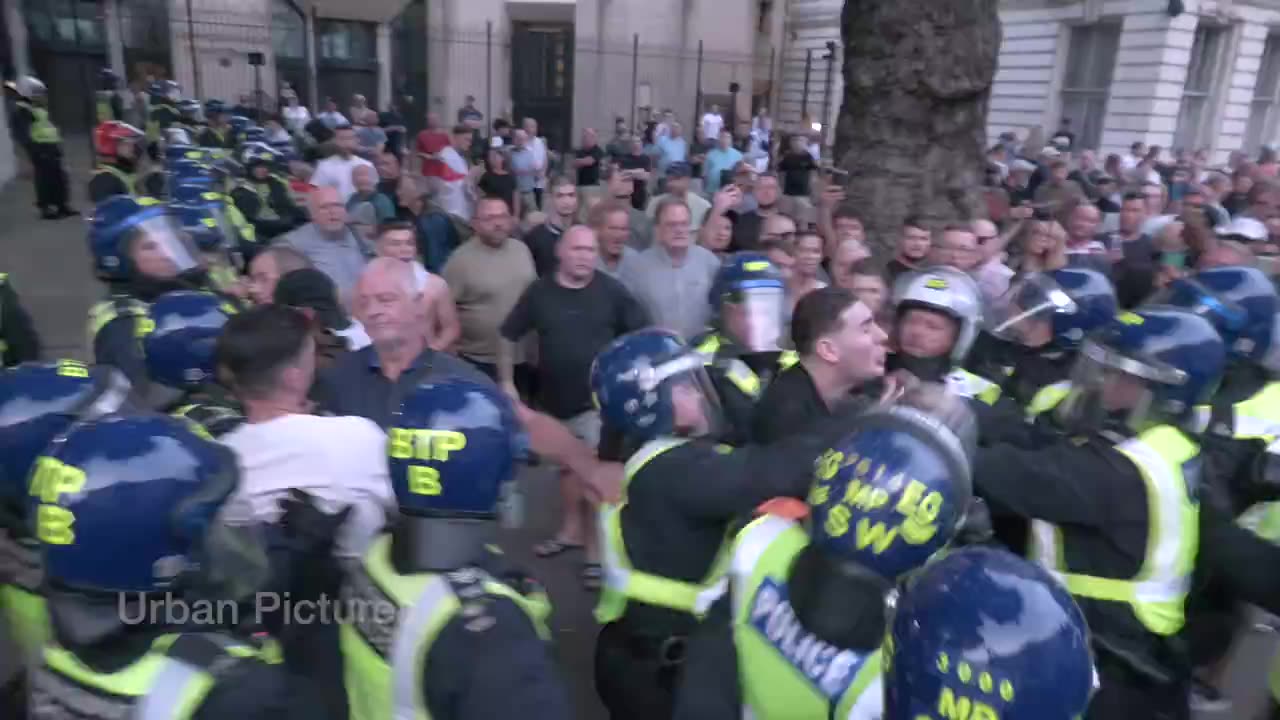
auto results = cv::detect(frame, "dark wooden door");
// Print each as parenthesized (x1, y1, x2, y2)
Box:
(510, 22, 573, 152)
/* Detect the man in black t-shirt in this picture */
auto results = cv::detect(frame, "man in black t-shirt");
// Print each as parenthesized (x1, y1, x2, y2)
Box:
(777, 134, 818, 199)
(499, 225, 649, 587)
(573, 128, 606, 187)
(617, 137, 653, 210)
(379, 104, 407, 157)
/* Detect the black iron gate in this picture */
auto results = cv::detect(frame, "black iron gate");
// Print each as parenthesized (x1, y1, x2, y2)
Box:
(511, 22, 573, 152)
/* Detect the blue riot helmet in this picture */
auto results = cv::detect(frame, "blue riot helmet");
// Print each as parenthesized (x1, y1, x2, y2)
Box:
(147, 79, 174, 102)
(98, 67, 118, 91)
(177, 98, 201, 121)
(32, 414, 268, 603)
(165, 144, 198, 163)
(710, 252, 786, 352)
(172, 202, 227, 252)
(883, 547, 1095, 720)
(987, 268, 1117, 350)
(808, 390, 976, 582)
(1056, 307, 1226, 434)
(204, 99, 226, 119)
(240, 142, 279, 179)
(389, 378, 525, 518)
(143, 291, 235, 394)
(171, 182, 241, 249)
(1157, 265, 1280, 369)
(0, 361, 130, 529)
(228, 115, 252, 137)
(242, 126, 267, 145)
(591, 329, 723, 444)
(88, 196, 201, 282)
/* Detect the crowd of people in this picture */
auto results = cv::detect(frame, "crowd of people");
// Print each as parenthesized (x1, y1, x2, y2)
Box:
(4, 66, 1280, 720)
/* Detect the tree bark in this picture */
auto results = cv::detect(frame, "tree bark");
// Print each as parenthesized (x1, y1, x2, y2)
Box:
(835, 0, 1001, 257)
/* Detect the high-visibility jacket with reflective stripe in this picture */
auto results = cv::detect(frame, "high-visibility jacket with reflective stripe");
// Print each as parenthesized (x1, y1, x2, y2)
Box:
(87, 296, 152, 350)
(596, 437, 732, 623)
(340, 534, 552, 720)
(20, 102, 61, 145)
(1025, 380, 1072, 421)
(694, 333, 799, 400)
(945, 368, 1003, 405)
(236, 179, 281, 220)
(95, 91, 118, 124)
(729, 515, 883, 719)
(31, 633, 274, 720)
(1030, 426, 1200, 636)
(92, 164, 138, 197)
(0, 532, 47, 663)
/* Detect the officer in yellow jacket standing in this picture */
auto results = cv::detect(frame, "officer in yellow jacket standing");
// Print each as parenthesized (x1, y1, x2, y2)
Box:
(341, 378, 573, 720)
(10, 76, 75, 220)
(27, 412, 333, 719)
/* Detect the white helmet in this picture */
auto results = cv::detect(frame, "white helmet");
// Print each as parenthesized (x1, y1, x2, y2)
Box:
(1216, 216, 1267, 243)
(892, 265, 984, 363)
(16, 76, 46, 99)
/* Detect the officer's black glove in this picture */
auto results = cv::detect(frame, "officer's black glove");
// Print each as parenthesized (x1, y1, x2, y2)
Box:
(954, 497, 994, 546)
(279, 489, 352, 556)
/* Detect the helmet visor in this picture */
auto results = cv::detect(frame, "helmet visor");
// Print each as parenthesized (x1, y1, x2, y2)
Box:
(986, 274, 1076, 345)
(1053, 340, 1182, 433)
(1148, 279, 1249, 341)
(724, 287, 785, 352)
(126, 215, 202, 279)
(642, 351, 724, 438)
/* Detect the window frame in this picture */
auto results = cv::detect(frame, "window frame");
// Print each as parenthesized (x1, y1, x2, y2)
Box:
(1058, 22, 1121, 151)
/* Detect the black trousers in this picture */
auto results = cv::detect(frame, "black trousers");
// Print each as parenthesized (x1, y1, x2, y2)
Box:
(593, 621, 682, 720)
(462, 357, 538, 405)
(30, 147, 69, 211)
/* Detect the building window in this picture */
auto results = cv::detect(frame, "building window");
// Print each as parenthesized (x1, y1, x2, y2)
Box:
(272, 0, 306, 60)
(1246, 35, 1280, 154)
(24, 0, 105, 48)
(1175, 25, 1226, 152)
(317, 20, 375, 63)
(1059, 23, 1120, 151)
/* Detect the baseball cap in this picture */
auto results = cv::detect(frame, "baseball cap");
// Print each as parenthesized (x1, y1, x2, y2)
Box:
(666, 161, 692, 178)
(273, 268, 351, 331)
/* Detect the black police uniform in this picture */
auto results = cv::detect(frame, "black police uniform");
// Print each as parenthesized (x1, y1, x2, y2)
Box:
(691, 331, 797, 447)
(594, 406, 862, 720)
(87, 161, 139, 204)
(148, 102, 180, 140)
(0, 273, 41, 366)
(169, 382, 246, 439)
(230, 175, 304, 241)
(973, 430, 1280, 719)
(197, 125, 233, 150)
(32, 593, 335, 720)
(11, 100, 71, 216)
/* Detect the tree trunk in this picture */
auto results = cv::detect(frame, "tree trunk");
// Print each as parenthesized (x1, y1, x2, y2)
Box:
(835, 0, 1001, 257)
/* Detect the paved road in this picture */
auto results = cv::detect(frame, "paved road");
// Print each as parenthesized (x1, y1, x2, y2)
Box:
(0, 139, 1275, 719)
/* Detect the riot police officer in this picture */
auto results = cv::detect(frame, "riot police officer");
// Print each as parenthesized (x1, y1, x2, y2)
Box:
(0, 272, 40, 366)
(341, 378, 573, 720)
(89, 120, 146, 203)
(589, 328, 869, 719)
(231, 143, 303, 241)
(94, 68, 123, 124)
(146, 79, 182, 151)
(172, 179, 259, 266)
(86, 195, 212, 389)
(973, 307, 1224, 718)
(887, 266, 997, 402)
(692, 252, 795, 445)
(172, 200, 244, 295)
(984, 267, 1118, 422)
(674, 393, 977, 719)
(227, 115, 254, 148)
(141, 291, 244, 437)
(883, 546, 1096, 719)
(0, 361, 125, 668)
(199, 99, 232, 149)
(27, 413, 332, 719)
(11, 76, 75, 220)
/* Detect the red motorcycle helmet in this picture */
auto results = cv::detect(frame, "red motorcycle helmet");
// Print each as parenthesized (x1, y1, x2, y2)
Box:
(94, 121, 145, 159)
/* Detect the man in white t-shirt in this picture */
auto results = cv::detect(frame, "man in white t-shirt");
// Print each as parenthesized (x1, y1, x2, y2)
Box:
(216, 304, 396, 559)
(523, 116, 548, 211)
(436, 125, 477, 220)
(701, 104, 724, 143)
(310, 125, 375, 203)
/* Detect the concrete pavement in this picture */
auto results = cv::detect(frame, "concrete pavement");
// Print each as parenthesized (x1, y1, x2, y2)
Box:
(0, 136, 1274, 719)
